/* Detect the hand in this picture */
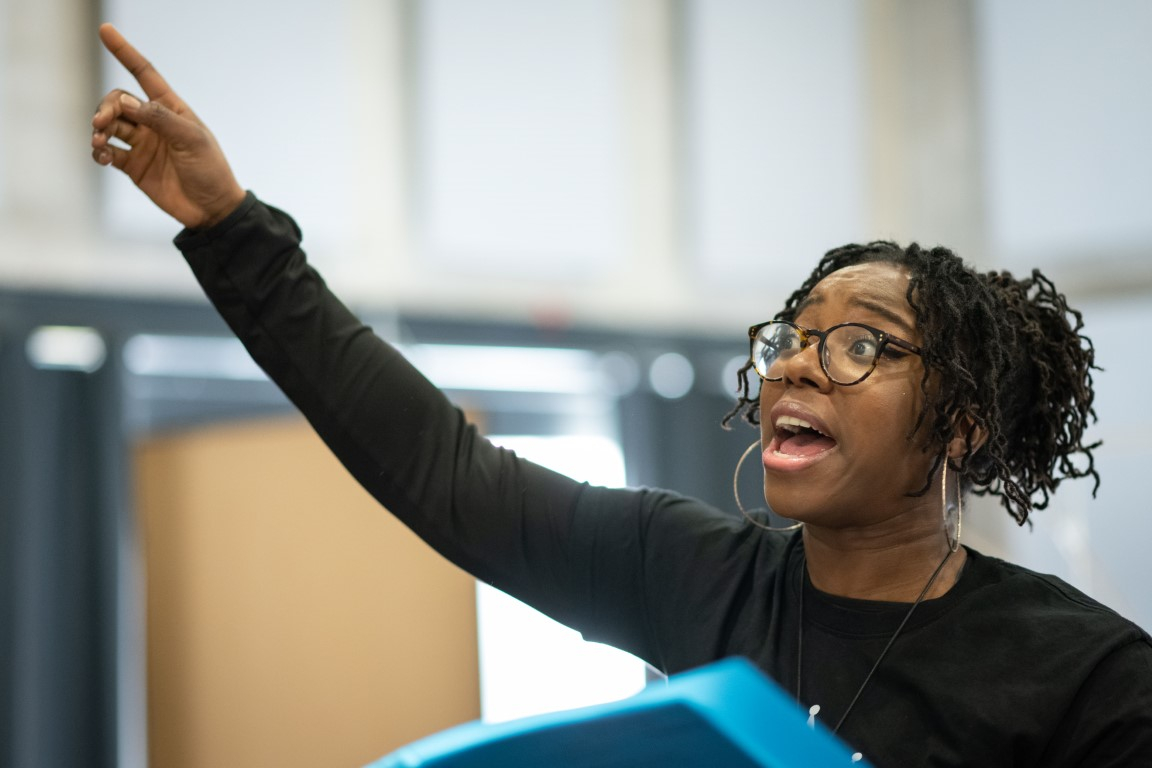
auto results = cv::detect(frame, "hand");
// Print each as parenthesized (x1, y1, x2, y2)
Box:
(91, 23, 247, 229)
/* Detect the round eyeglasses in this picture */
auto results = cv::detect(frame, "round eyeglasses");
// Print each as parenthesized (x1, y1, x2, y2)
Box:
(748, 320, 922, 386)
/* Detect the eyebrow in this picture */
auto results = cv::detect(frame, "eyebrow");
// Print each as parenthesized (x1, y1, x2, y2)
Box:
(795, 294, 916, 337)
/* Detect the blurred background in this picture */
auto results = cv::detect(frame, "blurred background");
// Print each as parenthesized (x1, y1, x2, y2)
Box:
(1, 1, 1150, 766)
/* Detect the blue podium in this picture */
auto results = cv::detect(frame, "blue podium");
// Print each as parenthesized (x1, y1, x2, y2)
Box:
(367, 658, 869, 767)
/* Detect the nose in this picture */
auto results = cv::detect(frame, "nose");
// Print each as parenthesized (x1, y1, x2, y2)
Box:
(778, 337, 831, 390)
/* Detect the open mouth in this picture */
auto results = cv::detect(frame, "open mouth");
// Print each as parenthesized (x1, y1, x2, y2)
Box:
(771, 415, 838, 457)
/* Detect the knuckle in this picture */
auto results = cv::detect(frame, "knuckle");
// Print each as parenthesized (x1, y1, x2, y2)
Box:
(142, 100, 168, 124)
(128, 60, 156, 80)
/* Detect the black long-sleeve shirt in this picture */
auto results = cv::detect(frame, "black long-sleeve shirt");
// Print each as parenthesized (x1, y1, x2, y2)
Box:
(174, 193, 1152, 766)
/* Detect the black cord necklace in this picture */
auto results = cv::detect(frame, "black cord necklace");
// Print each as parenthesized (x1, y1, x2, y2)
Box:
(796, 548, 955, 735)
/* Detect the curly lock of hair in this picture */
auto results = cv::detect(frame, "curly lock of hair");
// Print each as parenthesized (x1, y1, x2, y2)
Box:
(722, 241, 1101, 526)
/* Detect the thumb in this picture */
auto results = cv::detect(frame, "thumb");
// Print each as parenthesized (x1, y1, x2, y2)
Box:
(118, 92, 208, 150)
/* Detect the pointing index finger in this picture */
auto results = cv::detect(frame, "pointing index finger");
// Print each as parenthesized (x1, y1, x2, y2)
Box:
(98, 23, 173, 102)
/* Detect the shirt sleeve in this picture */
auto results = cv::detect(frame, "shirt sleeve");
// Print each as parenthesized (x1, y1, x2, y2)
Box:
(172, 193, 691, 664)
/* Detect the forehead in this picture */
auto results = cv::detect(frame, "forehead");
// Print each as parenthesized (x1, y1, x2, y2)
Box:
(796, 262, 915, 333)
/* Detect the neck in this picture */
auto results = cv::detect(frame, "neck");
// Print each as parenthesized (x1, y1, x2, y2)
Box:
(801, 526, 966, 602)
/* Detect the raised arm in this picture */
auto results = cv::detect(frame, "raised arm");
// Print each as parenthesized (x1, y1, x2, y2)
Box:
(91, 23, 246, 229)
(88, 25, 740, 672)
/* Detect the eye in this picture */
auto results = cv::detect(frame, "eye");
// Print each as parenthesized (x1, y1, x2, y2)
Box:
(764, 325, 801, 354)
(777, 334, 801, 352)
(841, 333, 878, 362)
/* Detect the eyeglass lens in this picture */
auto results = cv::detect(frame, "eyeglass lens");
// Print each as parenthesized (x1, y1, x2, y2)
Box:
(752, 323, 881, 384)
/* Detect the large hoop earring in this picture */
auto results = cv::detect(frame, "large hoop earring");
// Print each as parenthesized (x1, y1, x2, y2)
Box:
(941, 458, 962, 552)
(734, 440, 802, 532)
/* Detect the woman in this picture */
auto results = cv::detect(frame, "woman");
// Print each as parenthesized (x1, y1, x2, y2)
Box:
(91, 24, 1152, 767)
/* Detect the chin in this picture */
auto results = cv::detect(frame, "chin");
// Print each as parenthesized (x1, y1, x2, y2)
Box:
(763, 483, 858, 529)
(761, 486, 813, 525)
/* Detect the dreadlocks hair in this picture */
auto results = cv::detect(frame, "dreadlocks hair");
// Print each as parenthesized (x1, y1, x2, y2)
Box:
(722, 241, 1101, 526)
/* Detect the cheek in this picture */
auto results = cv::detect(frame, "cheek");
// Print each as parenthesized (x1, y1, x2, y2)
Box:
(882, 367, 927, 419)
(895, 384, 933, 450)
(848, 378, 924, 444)
(757, 382, 783, 440)
(757, 380, 776, 415)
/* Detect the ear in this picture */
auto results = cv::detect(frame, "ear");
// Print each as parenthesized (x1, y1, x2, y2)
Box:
(948, 411, 988, 461)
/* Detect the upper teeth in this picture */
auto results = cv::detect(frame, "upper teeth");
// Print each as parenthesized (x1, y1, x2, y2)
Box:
(776, 415, 824, 435)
